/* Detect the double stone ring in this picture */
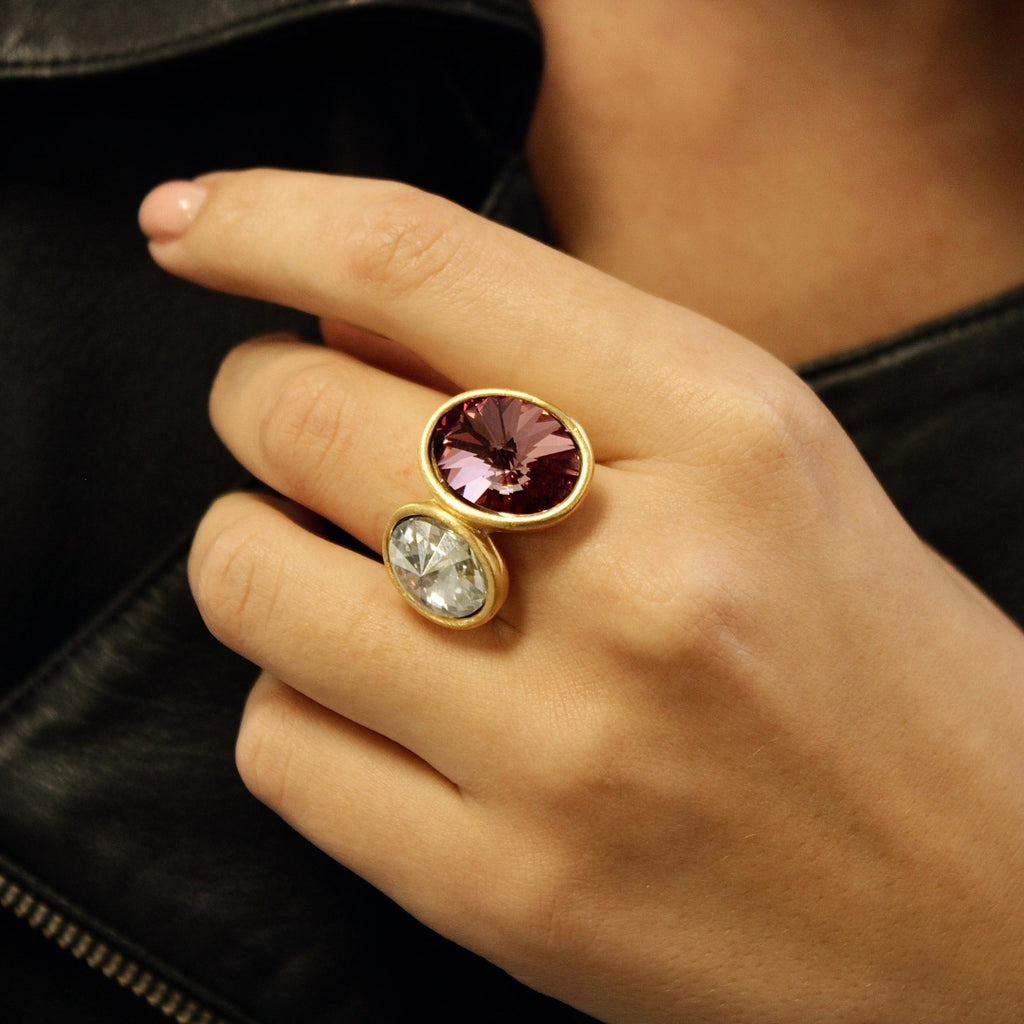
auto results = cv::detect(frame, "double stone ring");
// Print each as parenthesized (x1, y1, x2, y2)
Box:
(383, 390, 593, 628)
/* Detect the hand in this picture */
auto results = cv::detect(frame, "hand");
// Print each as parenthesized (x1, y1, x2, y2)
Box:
(140, 170, 1024, 1024)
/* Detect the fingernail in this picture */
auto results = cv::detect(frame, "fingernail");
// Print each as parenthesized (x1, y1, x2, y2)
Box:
(138, 180, 208, 242)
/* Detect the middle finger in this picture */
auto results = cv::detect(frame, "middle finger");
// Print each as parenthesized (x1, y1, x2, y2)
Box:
(210, 334, 444, 549)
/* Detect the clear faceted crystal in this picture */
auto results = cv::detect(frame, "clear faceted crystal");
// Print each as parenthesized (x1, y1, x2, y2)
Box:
(387, 516, 487, 619)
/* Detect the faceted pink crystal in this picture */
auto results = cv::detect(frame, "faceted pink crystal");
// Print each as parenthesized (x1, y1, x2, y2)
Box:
(431, 395, 581, 515)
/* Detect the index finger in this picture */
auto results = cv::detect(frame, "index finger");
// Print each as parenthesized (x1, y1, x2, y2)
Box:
(138, 170, 745, 457)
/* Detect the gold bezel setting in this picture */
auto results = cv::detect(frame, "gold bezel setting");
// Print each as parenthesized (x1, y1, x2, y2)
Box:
(383, 389, 592, 628)
(421, 388, 593, 533)
(384, 502, 508, 629)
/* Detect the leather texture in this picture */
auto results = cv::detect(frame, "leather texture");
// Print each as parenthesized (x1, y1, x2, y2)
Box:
(0, 0, 541, 688)
(0, 0, 535, 75)
(1, 0, 1022, 1020)
(0, 1, 575, 1021)
(0, 544, 577, 1022)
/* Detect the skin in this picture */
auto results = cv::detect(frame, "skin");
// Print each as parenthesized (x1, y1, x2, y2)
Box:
(139, 168, 1024, 1023)
(136, 3, 1024, 1019)
(528, 0, 1024, 364)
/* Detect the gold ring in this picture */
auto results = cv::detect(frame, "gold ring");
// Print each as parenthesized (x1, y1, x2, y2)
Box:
(383, 389, 593, 628)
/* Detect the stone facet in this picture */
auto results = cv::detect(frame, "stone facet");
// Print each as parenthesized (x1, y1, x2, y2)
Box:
(387, 515, 487, 619)
(431, 395, 581, 515)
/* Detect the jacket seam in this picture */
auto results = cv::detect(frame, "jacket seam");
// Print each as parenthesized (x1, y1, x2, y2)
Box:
(800, 285, 1024, 388)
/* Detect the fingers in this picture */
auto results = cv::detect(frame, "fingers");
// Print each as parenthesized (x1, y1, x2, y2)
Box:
(319, 319, 457, 393)
(236, 674, 555, 960)
(189, 491, 528, 774)
(208, 332, 637, 558)
(208, 334, 442, 549)
(236, 673, 474, 917)
(139, 170, 744, 460)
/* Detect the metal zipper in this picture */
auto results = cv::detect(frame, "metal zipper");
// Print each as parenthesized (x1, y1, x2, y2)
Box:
(0, 867, 232, 1024)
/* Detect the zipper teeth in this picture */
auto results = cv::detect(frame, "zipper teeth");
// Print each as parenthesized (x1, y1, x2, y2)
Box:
(0, 869, 230, 1024)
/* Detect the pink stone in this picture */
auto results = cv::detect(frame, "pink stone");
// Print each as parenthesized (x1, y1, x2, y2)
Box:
(431, 395, 581, 515)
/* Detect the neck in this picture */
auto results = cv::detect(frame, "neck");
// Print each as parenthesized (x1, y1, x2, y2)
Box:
(527, 0, 1024, 364)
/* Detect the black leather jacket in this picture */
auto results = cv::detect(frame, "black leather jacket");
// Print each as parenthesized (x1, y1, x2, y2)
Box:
(2, 2, 1022, 1021)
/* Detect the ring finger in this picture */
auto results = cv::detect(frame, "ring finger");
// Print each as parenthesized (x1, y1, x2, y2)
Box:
(189, 490, 534, 774)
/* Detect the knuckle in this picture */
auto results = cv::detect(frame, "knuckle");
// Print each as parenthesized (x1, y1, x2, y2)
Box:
(688, 376, 842, 528)
(520, 695, 636, 817)
(594, 530, 760, 679)
(667, 563, 761, 678)
(738, 381, 843, 499)
(345, 185, 466, 298)
(722, 379, 817, 472)
(479, 733, 657, 973)
(257, 361, 354, 493)
(190, 504, 282, 649)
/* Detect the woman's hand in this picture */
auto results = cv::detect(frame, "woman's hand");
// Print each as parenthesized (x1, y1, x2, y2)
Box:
(140, 170, 1024, 1024)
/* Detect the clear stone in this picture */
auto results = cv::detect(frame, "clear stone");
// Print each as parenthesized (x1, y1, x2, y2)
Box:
(387, 516, 487, 619)
(431, 395, 581, 515)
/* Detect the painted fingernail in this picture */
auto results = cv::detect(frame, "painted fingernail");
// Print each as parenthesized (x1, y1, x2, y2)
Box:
(138, 180, 208, 242)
